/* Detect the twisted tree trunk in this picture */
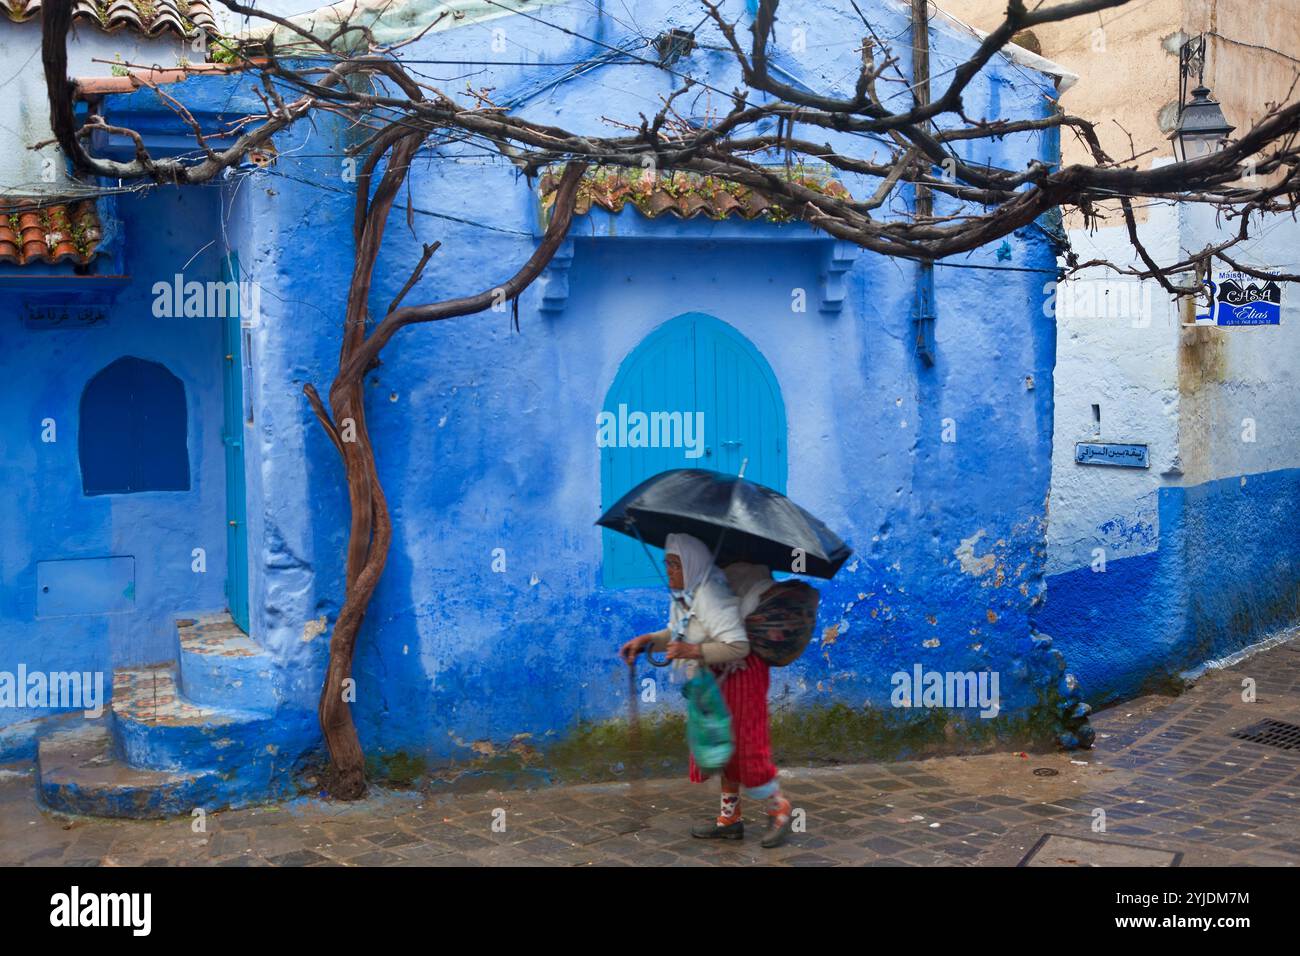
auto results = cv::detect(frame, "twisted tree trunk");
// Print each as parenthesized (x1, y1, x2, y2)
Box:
(305, 152, 587, 798)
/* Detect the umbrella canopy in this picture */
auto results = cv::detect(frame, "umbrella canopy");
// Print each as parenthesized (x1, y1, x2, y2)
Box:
(597, 469, 852, 579)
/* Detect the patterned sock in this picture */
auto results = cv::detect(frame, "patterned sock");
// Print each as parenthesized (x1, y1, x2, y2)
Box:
(718, 789, 741, 824)
(766, 789, 791, 823)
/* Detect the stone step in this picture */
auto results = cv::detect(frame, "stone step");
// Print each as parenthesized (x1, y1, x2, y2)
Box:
(30, 611, 320, 819)
(36, 723, 224, 819)
(0, 712, 84, 763)
(110, 664, 276, 773)
(175, 612, 277, 714)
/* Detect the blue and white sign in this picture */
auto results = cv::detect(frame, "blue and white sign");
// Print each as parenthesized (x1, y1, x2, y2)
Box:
(1203, 268, 1283, 326)
(1075, 442, 1149, 469)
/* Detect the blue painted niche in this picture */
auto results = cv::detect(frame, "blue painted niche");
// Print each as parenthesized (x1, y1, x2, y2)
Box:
(79, 356, 191, 495)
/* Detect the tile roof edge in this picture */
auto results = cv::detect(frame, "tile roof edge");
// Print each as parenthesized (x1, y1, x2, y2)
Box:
(74, 60, 261, 96)
(3, 0, 220, 38)
(539, 166, 851, 226)
(0, 198, 105, 268)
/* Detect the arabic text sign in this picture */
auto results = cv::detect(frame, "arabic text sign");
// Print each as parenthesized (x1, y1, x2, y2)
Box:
(1075, 442, 1149, 469)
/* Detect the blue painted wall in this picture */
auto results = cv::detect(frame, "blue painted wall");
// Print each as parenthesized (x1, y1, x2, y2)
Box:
(0, 186, 230, 729)
(1036, 469, 1300, 704)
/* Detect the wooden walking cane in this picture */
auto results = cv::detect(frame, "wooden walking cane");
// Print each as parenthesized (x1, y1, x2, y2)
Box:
(627, 658, 642, 770)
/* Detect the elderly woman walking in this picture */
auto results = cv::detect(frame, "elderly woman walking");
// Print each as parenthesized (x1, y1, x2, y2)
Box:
(620, 533, 793, 848)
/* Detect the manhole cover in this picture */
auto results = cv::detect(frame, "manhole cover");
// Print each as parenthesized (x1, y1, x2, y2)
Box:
(1231, 718, 1300, 751)
(1032, 767, 1058, 777)
(1019, 834, 1182, 867)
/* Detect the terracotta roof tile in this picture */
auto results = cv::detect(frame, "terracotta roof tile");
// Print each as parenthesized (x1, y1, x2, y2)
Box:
(3, 0, 217, 36)
(75, 60, 247, 96)
(540, 166, 852, 224)
(0, 200, 103, 266)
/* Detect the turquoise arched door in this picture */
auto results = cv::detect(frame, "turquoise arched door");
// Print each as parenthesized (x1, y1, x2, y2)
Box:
(600, 313, 787, 588)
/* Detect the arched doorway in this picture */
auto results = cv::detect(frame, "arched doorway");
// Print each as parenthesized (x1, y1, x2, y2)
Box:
(600, 312, 787, 588)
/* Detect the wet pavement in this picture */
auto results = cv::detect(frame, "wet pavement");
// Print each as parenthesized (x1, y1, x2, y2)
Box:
(2, 634, 1297, 867)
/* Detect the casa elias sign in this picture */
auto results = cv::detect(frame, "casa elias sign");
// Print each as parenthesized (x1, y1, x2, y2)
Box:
(1200, 269, 1284, 326)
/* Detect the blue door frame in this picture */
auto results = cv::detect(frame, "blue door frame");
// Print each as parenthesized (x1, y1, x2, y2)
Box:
(600, 312, 787, 588)
(221, 254, 250, 633)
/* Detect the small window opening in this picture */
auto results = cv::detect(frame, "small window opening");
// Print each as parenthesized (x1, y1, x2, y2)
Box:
(79, 356, 190, 495)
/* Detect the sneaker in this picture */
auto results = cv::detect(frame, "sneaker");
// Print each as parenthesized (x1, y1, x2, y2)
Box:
(761, 799, 793, 848)
(691, 817, 744, 840)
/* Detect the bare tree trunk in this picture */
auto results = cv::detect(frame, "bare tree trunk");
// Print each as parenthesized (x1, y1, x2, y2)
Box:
(308, 133, 418, 798)
(305, 154, 588, 798)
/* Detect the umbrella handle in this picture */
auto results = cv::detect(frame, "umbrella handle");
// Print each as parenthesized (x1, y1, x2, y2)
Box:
(644, 645, 671, 668)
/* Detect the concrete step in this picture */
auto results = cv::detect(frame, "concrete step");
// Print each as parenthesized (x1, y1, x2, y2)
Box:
(175, 612, 277, 714)
(30, 611, 320, 818)
(36, 723, 223, 819)
(0, 712, 84, 763)
(109, 664, 274, 773)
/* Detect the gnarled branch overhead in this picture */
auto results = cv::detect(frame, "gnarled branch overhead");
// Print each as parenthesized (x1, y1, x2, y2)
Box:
(42, 0, 1300, 282)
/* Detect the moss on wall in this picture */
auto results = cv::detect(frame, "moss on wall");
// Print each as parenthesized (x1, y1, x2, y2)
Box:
(365, 695, 1081, 793)
(368, 751, 430, 788)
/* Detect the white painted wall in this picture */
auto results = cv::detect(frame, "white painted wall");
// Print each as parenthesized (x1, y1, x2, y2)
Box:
(1047, 161, 1300, 577)
(1047, 190, 1182, 575)
(1177, 201, 1300, 487)
(0, 20, 190, 198)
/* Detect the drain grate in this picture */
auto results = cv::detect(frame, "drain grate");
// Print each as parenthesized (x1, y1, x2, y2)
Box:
(1019, 834, 1182, 867)
(1230, 718, 1300, 751)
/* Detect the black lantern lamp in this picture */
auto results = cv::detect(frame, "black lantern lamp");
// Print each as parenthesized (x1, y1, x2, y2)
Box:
(1172, 36, 1234, 161)
(1172, 85, 1235, 162)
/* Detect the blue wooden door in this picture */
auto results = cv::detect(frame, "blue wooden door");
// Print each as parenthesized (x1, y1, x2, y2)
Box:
(221, 253, 250, 633)
(601, 313, 786, 588)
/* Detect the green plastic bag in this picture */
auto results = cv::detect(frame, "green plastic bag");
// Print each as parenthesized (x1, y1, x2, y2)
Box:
(684, 667, 733, 772)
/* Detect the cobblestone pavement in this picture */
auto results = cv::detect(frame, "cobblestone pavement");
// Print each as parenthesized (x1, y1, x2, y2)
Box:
(2, 635, 1297, 867)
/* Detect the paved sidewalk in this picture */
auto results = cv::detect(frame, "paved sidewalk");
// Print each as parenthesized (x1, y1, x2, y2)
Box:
(2, 635, 1297, 867)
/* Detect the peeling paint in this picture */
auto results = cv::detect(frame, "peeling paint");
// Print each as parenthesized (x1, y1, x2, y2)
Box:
(955, 531, 997, 576)
(301, 616, 327, 643)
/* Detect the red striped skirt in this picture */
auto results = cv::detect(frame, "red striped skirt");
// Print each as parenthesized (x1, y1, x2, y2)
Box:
(688, 655, 777, 789)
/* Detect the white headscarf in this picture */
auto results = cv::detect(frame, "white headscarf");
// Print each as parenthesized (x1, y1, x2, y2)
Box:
(664, 533, 727, 595)
(662, 534, 748, 677)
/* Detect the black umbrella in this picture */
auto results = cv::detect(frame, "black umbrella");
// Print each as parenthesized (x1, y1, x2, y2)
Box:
(597, 469, 852, 579)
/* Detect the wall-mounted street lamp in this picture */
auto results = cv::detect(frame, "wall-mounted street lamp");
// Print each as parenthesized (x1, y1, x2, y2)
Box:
(1172, 35, 1234, 162)
(1172, 85, 1235, 162)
